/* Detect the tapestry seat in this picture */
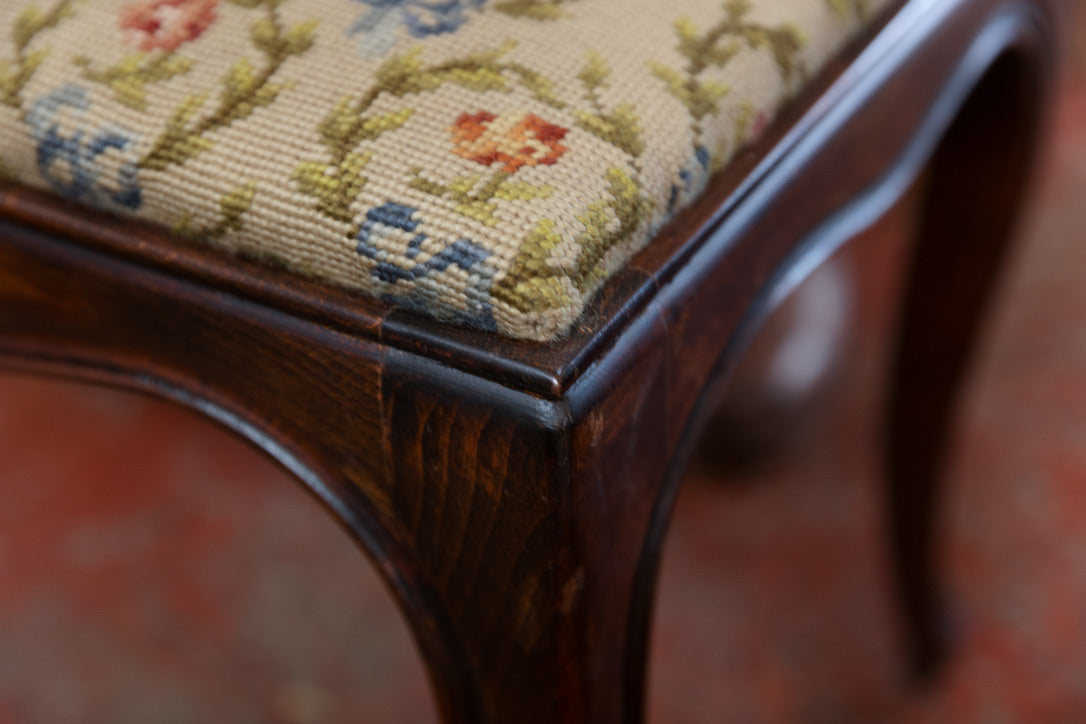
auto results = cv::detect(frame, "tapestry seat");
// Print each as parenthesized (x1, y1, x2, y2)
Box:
(0, 0, 886, 340)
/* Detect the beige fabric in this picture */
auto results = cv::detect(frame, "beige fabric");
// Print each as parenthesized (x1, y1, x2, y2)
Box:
(0, 0, 888, 340)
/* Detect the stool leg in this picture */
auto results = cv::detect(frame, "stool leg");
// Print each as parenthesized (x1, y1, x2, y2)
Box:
(323, 359, 676, 724)
(0, 224, 674, 722)
(886, 48, 1049, 679)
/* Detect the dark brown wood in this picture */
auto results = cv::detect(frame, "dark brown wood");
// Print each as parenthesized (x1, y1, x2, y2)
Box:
(887, 17, 1054, 678)
(0, 0, 1064, 720)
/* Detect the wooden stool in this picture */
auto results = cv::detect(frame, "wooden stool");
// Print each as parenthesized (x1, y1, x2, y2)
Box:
(0, 0, 1063, 719)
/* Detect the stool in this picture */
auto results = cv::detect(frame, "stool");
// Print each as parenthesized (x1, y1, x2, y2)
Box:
(0, 0, 1062, 720)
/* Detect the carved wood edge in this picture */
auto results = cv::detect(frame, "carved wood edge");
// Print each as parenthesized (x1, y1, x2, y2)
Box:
(0, 0, 912, 400)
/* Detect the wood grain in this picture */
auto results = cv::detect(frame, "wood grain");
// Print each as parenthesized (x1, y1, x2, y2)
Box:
(0, 0, 1064, 720)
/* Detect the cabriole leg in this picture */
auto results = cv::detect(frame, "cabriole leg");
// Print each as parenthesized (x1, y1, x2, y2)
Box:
(886, 44, 1050, 678)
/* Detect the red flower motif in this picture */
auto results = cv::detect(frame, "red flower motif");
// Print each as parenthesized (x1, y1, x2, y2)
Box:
(450, 111, 569, 174)
(120, 0, 219, 52)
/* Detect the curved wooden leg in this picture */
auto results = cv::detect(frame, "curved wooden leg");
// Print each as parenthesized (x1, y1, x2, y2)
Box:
(0, 358, 668, 724)
(0, 211, 674, 722)
(886, 45, 1051, 679)
(343, 357, 674, 723)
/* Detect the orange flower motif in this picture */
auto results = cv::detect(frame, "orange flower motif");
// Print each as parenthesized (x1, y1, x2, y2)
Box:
(120, 0, 219, 52)
(450, 111, 569, 174)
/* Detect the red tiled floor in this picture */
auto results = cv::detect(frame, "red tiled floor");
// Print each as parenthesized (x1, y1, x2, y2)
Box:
(1, 12, 1085, 723)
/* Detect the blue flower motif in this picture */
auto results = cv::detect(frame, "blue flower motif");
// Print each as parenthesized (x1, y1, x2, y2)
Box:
(356, 201, 497, 329)
(667, 145, 710, 214)
(24, 84, 142, 210)
(349, 0, 485, 58)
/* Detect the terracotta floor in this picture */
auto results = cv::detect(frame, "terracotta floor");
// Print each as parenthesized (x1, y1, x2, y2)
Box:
(1, 16, 1085, 724)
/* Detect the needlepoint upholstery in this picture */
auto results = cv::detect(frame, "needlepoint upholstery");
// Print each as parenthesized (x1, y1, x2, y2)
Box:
(0, 0, 888, 340)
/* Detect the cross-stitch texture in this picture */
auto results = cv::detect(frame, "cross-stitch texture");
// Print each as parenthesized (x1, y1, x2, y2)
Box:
(0, 0, 891, 340)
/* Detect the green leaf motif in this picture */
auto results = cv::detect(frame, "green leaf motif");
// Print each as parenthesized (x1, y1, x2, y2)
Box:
(493, 219, 570, 312)
(575, 53, 645, 158)
(650, 62, 729, 120)
(652, 0, 807, 142)
(408, 168, 553, 227)
(494, 180, 555, 202)
(493, 0, 569, 20)
(174, 181, 259, 241)
(284, 20, 319, 55)
(250, 16, 281, 54)
(319, 102, 414, 152)
(2, 0, 73, 109)
(573, 106, 645, 158)
(577, 52, 610, 90)
(504, 62, 565, 108)
(76, 52, 193, 111)
(139, 0, 319, 173)
(493, 167, 653, 314)
(299, 42, 568, 225)
(292, 151, 373, 223)
(219, 181, 258, 230)
(169, 91, 209, 130)
(406, 168, 447, 197)
(13, 0, 71, 52)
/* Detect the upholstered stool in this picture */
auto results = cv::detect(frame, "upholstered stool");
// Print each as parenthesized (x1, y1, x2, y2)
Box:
(0, 0, 1062, 720)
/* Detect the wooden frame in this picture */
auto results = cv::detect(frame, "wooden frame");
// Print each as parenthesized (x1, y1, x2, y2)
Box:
(0, 0, 1063, 720)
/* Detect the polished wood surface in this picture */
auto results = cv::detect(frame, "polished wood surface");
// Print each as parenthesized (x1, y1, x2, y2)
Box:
(0, 0, 1063, 720)
(888, 31, 1052, 677)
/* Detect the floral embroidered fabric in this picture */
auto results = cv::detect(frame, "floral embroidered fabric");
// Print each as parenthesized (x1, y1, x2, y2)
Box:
(0, 0, 889, 340)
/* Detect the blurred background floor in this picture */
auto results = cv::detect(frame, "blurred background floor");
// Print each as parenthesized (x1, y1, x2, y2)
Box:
(1, 8, 1085, 723)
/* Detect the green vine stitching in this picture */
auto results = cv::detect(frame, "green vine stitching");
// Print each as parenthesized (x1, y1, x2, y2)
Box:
(407, 166, 556, 227)
(76, 52, 193, 112)
(294, 42, 563, 225)
(574, 51, 645, 160)
(492, 166, 652, 315)
(651, 0, 805, 138)
(493, 0, 576, 20)
(493, 50, 653, 316)
(404, 50, 648, 227)
(0, 0, 73, 110)
(173, 181, 258, 242)
(139, 0, 318, 172)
